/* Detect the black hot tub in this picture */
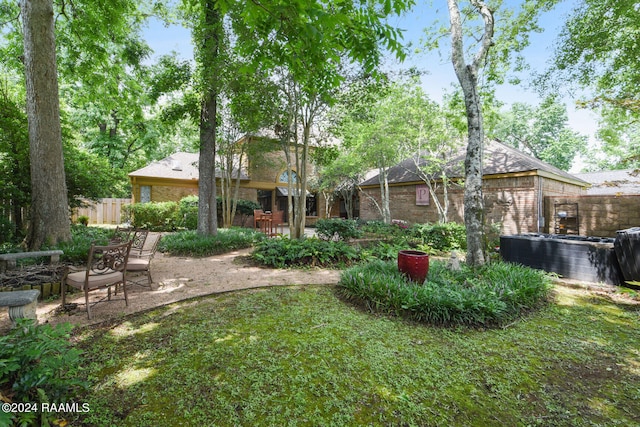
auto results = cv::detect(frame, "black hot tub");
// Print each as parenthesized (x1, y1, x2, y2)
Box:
(500, 233, 624, 285)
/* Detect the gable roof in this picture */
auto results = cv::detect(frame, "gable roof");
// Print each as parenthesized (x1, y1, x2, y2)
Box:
(360, 140, 589, 187)
(574, 169, 640, 195)
(128, 152, 248, 181)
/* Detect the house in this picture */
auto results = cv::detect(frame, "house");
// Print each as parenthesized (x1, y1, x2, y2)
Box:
(128, 136, 326, 224)
(358, 139, 590, 235)
(547, 169, 640, 236)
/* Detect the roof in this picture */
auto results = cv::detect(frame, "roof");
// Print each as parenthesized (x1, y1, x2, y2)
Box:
(360, 140, 589, 187)
(128, 152, 248, 181)
(574, 169, 640, 195)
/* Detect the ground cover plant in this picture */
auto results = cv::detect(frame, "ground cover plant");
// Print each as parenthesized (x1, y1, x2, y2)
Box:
(0, 225, 112, 266)
(158, 228, 264, 257)
(67, 285, 640, 426)
(0, 320, 85, 427)
(252, 236, 359, 268)
(339, 260, 553, 327)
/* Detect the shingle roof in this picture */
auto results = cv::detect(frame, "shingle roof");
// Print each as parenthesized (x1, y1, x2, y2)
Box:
(360, 140, 588, 186)
(574, 169, 640, 195)
(128, 152, 248, 180)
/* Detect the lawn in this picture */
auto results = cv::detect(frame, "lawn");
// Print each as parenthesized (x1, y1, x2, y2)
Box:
(72, 284, 640, 426)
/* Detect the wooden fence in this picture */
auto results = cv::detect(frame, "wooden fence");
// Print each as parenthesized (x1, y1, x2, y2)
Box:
(72, 198, 132, 225)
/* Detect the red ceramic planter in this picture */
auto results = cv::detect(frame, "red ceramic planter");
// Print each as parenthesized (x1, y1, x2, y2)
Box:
(397, 250, 430, 283)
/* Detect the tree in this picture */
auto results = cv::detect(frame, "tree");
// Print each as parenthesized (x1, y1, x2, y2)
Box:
(490, 96, 587, 171)
(231, 0, 414, 237)
(584, 107, 640, 170)
(446, 0, 494, 266)
(21, 0, 70, 249)
(0, 81, 30, 238)
(551, 0, 640, 115)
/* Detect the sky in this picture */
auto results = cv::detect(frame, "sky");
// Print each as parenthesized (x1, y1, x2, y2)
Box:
(141, 0, 597, 169)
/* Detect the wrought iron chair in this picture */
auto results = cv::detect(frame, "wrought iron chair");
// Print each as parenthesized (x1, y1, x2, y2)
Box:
(61, 240, 132, 319)
(125, 233, 162, 287)
(110, 224, 133, 244)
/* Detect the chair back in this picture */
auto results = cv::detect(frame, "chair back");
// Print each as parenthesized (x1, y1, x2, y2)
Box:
(130, 229, 149, 256)
(87, 241, 132, 276)
(111, 225, 133, 244)
(271, 210, 284, 225)
(253, 209, 264, 228)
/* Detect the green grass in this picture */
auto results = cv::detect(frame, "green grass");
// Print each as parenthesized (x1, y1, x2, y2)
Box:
(69, 285, 640, 426)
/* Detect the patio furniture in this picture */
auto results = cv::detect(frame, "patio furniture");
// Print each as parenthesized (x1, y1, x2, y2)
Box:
(0, 290, 40, 327)
(0, 250, 63, 272)
(269, 210, 285, 236)
(253, 209, 264, 229)
(110, 224, 134, 243)
(61, 240, 132, 319)
(126, 233, 162, 287)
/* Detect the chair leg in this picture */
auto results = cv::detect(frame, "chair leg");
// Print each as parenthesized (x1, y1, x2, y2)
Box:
(123, 280, 129, 306)
(84, 288, 92, 320)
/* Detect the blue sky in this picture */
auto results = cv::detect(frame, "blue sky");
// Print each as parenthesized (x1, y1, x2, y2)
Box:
(141, 0, 597, 154)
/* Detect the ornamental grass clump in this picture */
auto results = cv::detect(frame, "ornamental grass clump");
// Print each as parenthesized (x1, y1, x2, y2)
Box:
(338, 260, 552, 327)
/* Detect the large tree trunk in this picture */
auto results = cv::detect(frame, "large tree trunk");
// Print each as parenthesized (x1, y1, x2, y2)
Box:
(447, 0, 493, 267)
(22, 0, 71, 250)
(196, 2, 222, 236)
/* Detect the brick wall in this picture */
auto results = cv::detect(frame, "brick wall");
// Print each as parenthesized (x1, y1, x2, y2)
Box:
(359, 175, 587, 235)
(545, 195, 640, 237)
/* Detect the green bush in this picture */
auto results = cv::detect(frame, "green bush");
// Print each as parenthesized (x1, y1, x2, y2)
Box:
(315, 218, 362, 241)
(42, 225, 111, 264)
(0, 320, 86, 427)
(410, 222, 467, 252)
(338, 260, 552, 327)
(178, 195, 199, 230)
(360, 220, 408, 238)
(176, 196, 262, 230)
(159, 228, 264, 257)
(252, 237, 360, 268)
(123, 202, 180, 231)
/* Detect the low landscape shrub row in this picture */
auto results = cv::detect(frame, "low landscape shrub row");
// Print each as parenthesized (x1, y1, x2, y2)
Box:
(123, 196, 260, 231)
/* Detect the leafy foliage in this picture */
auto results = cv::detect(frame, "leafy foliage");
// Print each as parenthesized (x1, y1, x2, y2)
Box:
(252, 237, 359, 268)
(158, 228, 264, 257)
(338, 260, 552, 326)
(123, 202, 180, 231)
(51, 225, 112, 264)
(315, 218, 362, 241)
(410, 222, 467, 253)
(489, 96, 587, 171)
(0, 320, 86, 426)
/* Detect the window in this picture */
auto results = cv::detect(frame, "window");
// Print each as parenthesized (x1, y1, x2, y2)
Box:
(140, 186, 151, 203)
(278, 170, 298, 183)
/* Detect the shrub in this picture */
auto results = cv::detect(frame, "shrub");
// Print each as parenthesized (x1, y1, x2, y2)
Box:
(159, 228, 264, 257)
(77, 215, 89, 226)
(360, 220, 407, 238)
(315, 218, 362, 241)
(123, 202, 180, 231)
(0, 320, 86, 427)
(338, 260, 552, 327)
(410, 222, 467, 252)
(178, 195, 199, 230)
(49, 225, 111, 264)
(252, 237, 360, 268)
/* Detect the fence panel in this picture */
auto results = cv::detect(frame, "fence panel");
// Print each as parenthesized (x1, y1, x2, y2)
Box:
(72, 198, 131, 225)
